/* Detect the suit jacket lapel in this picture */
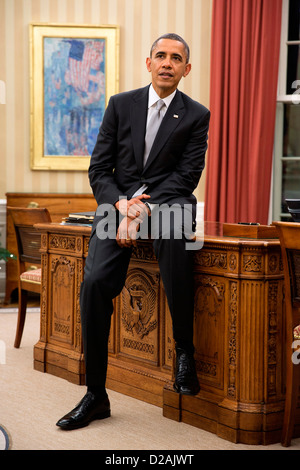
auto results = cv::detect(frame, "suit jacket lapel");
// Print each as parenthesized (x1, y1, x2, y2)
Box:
(143, 90, 185, 173)
(130, 86, 149, 173)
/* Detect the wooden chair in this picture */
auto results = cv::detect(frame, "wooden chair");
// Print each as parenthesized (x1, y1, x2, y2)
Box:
(274, 221, 300, 446)
(7, 207, 51, 348)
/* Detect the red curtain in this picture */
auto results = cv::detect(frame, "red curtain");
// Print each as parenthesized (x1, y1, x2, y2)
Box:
(204, 0, 282, 224)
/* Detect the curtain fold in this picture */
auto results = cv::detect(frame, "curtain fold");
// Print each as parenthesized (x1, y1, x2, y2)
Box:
(204, 0, 282, 224)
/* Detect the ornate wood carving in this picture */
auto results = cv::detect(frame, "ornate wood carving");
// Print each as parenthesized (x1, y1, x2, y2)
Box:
(74, 258, 83, 351)
(163, 295, 173, 371)
(83, 236, 89, 255)
(243, 254, 263, 273)
(194, 250, 227, 270)
(120, 268, 159, 364)
(227, 281, 238, 398)
(194, 275, 225, 388)
(40, 252, 48, 342)
(49, 234, 76, 252)
(41, 233, 47, 251)
(131, 242, 156, 261)
(50, 255, 75, 344)
(268, 254, 278, 274)
(266, 279, 284, 399)
(229, 253, 237, 272)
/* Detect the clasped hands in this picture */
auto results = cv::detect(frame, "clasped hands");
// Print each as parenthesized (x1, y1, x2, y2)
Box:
(115, 194, 151, 248)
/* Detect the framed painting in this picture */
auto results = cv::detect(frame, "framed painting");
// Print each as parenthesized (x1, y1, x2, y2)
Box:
(30, 23, 119, 170)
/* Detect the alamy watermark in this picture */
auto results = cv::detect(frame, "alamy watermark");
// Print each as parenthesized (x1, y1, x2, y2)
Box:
(95, 201, 204, 251)
(291, 340, 300, 365)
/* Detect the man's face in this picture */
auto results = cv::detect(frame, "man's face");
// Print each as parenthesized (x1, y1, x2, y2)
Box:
(146, 39, 191, 98)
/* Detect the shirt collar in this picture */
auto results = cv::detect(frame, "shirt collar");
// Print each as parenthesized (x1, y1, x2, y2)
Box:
(148, 84, 176, 109)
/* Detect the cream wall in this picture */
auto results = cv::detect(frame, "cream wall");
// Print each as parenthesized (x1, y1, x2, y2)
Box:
(0, 0, 212, 201)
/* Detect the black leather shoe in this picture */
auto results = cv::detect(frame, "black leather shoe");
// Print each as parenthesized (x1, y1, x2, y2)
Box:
(56, 392, 110, 430)
(173, 347, 200, 395)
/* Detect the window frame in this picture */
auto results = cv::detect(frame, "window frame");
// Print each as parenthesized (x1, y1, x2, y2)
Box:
(272, 0, 300, 221)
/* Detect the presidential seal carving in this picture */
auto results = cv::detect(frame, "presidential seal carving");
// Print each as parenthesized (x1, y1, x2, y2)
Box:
(121, 271, 157, 339)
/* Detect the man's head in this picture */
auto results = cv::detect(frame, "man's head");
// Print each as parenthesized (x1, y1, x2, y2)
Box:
(150, 34, 190, 63)
(146, 34, 191, 98)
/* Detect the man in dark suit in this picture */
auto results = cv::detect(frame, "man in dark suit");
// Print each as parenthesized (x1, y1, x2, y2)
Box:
(56, 33, 210, 430)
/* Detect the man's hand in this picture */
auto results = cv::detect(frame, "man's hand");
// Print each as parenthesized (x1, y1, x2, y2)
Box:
(115, 194, 151, 221)
(115, 194, 151, 247)
(116, 216, 139, 248)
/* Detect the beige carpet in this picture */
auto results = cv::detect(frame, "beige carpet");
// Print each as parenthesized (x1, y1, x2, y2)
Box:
(0, 310, 299, 451)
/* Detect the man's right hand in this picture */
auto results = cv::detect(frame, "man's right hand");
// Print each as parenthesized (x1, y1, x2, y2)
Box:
(115, 194, 151, 222)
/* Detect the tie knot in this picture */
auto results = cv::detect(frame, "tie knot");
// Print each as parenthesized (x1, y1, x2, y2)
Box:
(156, 99, 165, 112)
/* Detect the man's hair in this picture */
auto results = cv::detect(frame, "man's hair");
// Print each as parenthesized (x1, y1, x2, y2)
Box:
(150, 33, 190, 63)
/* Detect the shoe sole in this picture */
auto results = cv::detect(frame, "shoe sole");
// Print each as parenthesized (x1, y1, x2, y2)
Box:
(57, 410, 111, 430)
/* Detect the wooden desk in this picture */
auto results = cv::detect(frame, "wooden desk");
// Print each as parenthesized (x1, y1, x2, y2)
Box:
(33, 221, 298, 444)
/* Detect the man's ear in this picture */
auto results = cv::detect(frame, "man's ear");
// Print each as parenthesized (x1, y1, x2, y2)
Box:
(183, 63, 191, 78)
(146, 57, 152, 72)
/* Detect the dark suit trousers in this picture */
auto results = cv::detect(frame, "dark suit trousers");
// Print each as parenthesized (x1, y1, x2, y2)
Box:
(80, 209, 195, 390)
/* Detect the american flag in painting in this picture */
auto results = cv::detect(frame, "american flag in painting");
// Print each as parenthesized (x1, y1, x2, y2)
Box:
(66, 39, 104, 93)
(44, 36, 106, 156)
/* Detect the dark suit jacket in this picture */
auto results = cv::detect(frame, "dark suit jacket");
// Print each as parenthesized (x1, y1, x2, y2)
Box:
(89, 85, 210, 209)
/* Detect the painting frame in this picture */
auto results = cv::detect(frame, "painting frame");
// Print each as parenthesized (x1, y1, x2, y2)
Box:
(30, 23, 119, 171)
